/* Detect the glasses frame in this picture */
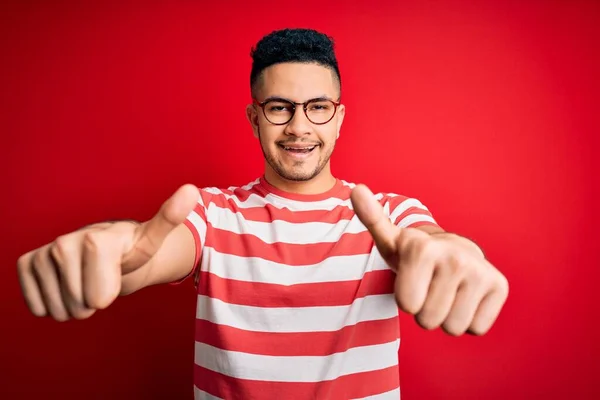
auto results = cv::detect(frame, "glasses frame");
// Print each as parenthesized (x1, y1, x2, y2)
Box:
(253, 97, 341, 126)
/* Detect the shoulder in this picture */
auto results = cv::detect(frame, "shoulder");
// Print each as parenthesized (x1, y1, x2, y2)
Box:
(196, 178, 263, 207)
(339, 179, 425, 210)
(341, 179, 437, 228)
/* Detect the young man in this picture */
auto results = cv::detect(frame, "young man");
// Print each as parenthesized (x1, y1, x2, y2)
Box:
(17, 28, 509, 399)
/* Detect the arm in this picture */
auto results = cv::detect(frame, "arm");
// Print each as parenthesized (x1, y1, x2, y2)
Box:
(119, 223, 197, 295)
(352, 185, 508, 336)
(17, 184, 202, 321)
(121, 185, 207, 294)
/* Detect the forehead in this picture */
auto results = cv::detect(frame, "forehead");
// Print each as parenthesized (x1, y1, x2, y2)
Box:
(258, 62, 338, 101)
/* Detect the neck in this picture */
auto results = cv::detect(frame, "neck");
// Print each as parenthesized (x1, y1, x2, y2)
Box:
(264, 164, 337, 195)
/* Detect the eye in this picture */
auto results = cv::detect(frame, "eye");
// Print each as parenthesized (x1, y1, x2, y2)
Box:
(266, 101, 293, 113)
(307, 101, 332, 112)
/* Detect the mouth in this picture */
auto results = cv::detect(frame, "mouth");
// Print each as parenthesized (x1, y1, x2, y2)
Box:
(277, 143, 319, 155)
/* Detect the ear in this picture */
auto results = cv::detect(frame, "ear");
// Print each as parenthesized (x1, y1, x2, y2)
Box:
(246, 104, 260, 139)
(335, 103, 346, 139)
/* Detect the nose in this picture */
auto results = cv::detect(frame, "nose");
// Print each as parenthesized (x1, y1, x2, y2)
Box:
(284, 106, 313, 137)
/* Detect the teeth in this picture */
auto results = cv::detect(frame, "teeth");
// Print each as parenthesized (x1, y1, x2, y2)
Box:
(284, 146, 316, 150)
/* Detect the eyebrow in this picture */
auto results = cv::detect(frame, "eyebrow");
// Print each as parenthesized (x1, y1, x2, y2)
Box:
(262, 95, 334, 103)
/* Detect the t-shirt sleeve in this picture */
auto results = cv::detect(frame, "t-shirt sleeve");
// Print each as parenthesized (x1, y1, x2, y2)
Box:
(171, 187, 209, 285)
(386, 194, 439, 229)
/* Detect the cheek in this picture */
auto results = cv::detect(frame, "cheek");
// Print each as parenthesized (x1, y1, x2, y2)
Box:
(258, 125, 282, 144)
(318, 127, 338, 144)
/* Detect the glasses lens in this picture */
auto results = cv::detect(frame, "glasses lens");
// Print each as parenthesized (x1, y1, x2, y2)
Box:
(263, 100, 294, 124)
(306, 100, 336, 124)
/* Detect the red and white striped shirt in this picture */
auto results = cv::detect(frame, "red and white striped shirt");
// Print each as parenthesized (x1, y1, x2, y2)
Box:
(183, 176, 439, 399)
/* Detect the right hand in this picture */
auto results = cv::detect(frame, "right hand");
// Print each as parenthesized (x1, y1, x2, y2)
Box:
(17, 184, 199, 321)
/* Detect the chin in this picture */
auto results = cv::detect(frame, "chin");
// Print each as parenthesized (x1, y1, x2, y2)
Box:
(261, 143, 333, 182)
(277, 167, 319, 182)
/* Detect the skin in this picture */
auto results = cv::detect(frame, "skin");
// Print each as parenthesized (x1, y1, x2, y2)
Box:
(246, 62, 509, 335)
(246, 62, 344, 195)
(17, 61, 508, 337)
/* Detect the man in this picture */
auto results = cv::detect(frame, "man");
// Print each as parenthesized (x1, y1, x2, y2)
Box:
(17, 28, 508, 399)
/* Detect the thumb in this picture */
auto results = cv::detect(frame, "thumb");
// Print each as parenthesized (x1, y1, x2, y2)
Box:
(122, 184, 199, 271)
(351, 184, 400, 260)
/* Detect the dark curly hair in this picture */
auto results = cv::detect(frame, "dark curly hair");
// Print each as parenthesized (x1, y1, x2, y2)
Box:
(250, 28, 341, 98)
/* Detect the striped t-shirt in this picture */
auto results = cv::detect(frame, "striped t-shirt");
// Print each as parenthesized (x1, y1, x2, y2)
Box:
(183, 176, 439, 400)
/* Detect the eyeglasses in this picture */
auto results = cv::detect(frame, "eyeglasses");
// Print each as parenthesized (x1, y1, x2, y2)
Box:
(253, 97, 341, 125)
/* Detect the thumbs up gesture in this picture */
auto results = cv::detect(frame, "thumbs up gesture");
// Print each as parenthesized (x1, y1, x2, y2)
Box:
(17, 184, 199, 321)
(351, 184, 509, 336)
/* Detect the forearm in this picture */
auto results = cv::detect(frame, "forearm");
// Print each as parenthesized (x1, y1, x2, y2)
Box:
(121, 222, 197, 294)
(74, 220, 197, 295)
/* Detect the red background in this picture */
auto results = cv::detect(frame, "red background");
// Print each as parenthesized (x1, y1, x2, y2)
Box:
(2, 1, 599, 399)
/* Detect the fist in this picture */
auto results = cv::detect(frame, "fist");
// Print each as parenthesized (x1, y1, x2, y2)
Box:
(351, 184, 509, 336)
(16, 184, 199, 321)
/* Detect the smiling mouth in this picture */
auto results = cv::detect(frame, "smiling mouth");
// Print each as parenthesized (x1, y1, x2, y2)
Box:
(277, 144, 319, 154)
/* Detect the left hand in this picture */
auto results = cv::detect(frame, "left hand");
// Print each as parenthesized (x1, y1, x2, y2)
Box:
(351, 184, 509, 336)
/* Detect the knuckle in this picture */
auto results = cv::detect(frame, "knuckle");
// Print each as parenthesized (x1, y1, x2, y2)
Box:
(82, 231, 102, 253)
(468, 268, 487, 287)
(52, 234, 72, 261)
(30, 298, 48, 316)
(442, 320, 467, 337)
(468, 315, 495, 336)
(48, 247, 63, 269)
(447, 251, 465, 271)
(395, 294, 419, 315)
(497, 273, 510, 296)
(16, 253, 30, 274)
(54, 312, 70, 322)
(86, 286, 120, 310)
(32, 250, 47, 274)
(63, 282, 78, 302)
(63, 287, 83, 310)
(48, 303, 70, 322)
(443, 251, 471, 279)
(468, 321, 490, 336)
(415, 311, 439, 330)
(87, 296, 111, 310)
(70, 306, 95, 320)
(31, 307, 47, 318)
